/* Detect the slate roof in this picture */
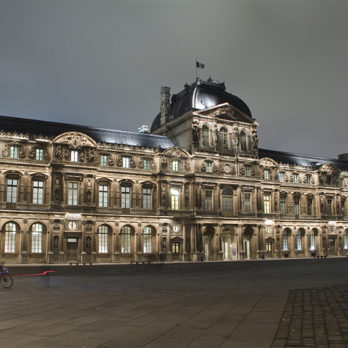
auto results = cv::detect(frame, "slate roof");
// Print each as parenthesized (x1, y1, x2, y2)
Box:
(259, 148, 348, 171)
(151, 78, 252, 131)
(0, 115, 174, 149)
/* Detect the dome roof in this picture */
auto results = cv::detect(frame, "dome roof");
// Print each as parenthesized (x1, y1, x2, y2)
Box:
(151, 78, 252, 132)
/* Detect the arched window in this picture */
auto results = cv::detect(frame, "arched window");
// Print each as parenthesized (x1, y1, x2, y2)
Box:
(222, 187, 233, 212)
(31, 223, 44, 253)
(241, 131, 247, 151)
(202, 126, 209, 147)
(282, 230, 288, 251)
(309, 230, 316, 251)
(296, 230, 303, 250)
(4, 222, 17, 253)
(143, 226, 153, 253)
(98, 225, 109, 253)
(219, 128, 228, 149)
(120, 225, 133, 253)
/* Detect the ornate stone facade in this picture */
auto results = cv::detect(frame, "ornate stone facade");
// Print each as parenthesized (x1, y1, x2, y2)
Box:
(0, 79, 348, 264)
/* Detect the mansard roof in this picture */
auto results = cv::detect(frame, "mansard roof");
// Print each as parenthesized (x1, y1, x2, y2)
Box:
(259, 148, 348, 171)
(0, 115, 174, 149)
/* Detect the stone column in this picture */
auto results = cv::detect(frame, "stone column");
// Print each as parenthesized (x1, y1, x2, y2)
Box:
(191, 225, 197, 261)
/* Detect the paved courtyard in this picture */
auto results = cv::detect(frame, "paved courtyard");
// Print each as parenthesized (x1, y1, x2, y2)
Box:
(1, 258, 348, 348)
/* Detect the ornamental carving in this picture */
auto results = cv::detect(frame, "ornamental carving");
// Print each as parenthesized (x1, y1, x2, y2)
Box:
(260, 157, 278, 168)
(163, 146, 190, 159)
(53, 132, 97, 149)
(2, 144, 25, 159)
(86, 148, 95, 162)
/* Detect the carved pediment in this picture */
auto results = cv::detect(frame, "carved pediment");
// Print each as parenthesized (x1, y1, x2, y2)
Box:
(319, 163, 339, 176)
(260, 157, 278, 168)
(163, 146, 190, 159)
(53, 132, 97, 148)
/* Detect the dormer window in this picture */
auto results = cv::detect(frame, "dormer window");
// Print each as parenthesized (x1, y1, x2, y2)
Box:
(219, 128, 228, 149)
(263, 169, 270, 180)
(293, 173, 298, 183)
(35, 149, 44, 161)
(306, 174, 311, 184)
(143, 159, 151, 171)
(122, 156, 130, 168)
(71, 150, 78, 162)
(172, 160, 179, 172)
(100, 155, 108, 167)
(10, 146, 18, 159)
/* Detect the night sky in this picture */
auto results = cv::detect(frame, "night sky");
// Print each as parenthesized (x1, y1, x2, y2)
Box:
(1, 1, 347, 158)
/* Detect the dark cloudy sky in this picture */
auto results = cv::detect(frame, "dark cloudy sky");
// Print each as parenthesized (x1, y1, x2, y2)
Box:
(0, 1, 347, 158)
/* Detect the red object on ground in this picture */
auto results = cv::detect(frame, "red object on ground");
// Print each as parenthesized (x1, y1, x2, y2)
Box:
(14, 270, 55, 276)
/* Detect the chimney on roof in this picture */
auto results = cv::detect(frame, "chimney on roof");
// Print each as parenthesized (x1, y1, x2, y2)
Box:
(338, 153, 348, 160)
(160, 86, 170, 127)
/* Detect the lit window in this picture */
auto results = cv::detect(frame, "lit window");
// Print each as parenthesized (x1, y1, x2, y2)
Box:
(282, 230, 288, 251)
(306, 175, 311, 184)
(245, 166, 251, 176)
(4, 222, 16, 253)
(293, 173, 298, 183)
(344, 230, 348, 249)
(121, 226, 132, 253)
(172, 242, 180, 254)
(100, 155, 108, 167)
(71, 150, 78, 162)
(266, 241, 272, 252)
(222, 188, 233, 212)
(98, 185, 109, 208)
(98, 225, 109, 253)
(172, 160, 179, 172)
(143, 226, 152, 253)
(68, 182, 78, 205)
(33, 180, 44, 204)
(263, 195, 270, 214)
(122, 156, 130, 168)
(7, 178, 18, 203)
(296, 231, 302, 250)
(171, 187, 180, 210)
(142, 187, 152, 209)
(280, 196, 286, 215)
(206, 161, 212, 173)
(263, 169, 270, 180)
(309, 231, 315, 251)
(31, 223, 43, 253)
(144, 159, 151, 171)
(279, 173, 284, 182)
(244, 192, 251, 212)
(121, 186, 131, 208)
(10, 146, 18, 159)
(202, 126, 209, 146)
(35, 149, 44, 161)
(204, 190, 212, 211)
(68, 221, 77, 230)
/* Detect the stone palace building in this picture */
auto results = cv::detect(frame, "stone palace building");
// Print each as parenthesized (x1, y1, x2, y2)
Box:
(1, 78, 348, 264)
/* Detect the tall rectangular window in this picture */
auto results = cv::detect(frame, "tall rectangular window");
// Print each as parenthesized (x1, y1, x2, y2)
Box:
(204, 190, 212, 211)
(280, 196, 286, 215)
(121, 233, 131, 253)
(263, 195, 270, 214)
(293, 173, 298, 183)
(222, 189, 233, 212)
(245, 166, 251, 177)
(296, 232, 302, 250)
(263, 169, 270, 180)
(279, 172, 284, 182)
(202, 127, 209, 146)
(142, 187, 152, 209)
(308, 198, 313, 215)
(143, 159, 151, 171)
(98, 185, 109, 208)
(35, 149, 44, 161)
(244, 192, 251, 212)
(5, 223, 16, 253)
(10, 146, 18, 159)
(121, 186, 130, 208)
(71, 150, 78, 162)
(294, 199, 300, 215)
(282, 232, 288, 251)
(143, 227, 152, 253)
(68, 182, 78, 205)
(327, 199, 332, 216)
(122, 156, 130, 168)
(306, 175, 311, 184)
(309, 232, 315, 251)
(171, 187, 180, 210)
(7, 178, 18, 203)
(172, 160, 179, 172)
(33, 180, 44, 204)
(98, 226, 109, 253)
(31, 223, 43, 253)
(206, 161, 212, 173)
(100, 155, 108, 167)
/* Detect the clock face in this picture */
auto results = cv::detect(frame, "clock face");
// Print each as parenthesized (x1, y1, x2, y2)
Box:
(173, 225, 180, 233)
(68, 221, 77, 231)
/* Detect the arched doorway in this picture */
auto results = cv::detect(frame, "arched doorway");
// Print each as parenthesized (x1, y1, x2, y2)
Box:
(265, 237, 274, 258)
(243, 226, 253, 259)
(221, 226, 237, 261)
(203, 225, 215, 260)
(170, 237, 183, 261)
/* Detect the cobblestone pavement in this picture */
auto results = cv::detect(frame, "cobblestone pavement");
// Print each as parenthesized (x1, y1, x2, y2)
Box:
(272, 284, 348, 348)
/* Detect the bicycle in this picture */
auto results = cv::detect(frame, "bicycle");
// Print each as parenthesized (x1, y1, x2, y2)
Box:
(0, 264, 13, 289)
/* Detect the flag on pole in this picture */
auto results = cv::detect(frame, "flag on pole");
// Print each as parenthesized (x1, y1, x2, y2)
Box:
(196, 61, 205, 69)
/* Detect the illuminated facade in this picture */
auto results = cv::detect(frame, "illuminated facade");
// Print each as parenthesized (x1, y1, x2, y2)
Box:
(1, 78, 348, 264)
